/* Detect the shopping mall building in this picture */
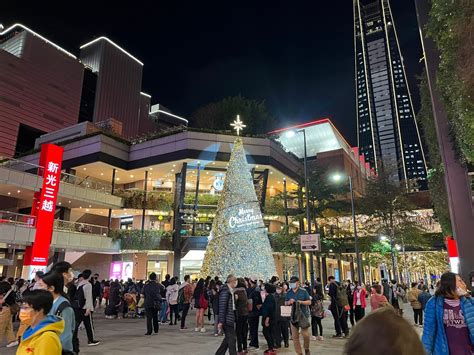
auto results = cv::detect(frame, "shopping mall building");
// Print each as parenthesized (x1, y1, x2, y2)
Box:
(0, 23, 441, 283)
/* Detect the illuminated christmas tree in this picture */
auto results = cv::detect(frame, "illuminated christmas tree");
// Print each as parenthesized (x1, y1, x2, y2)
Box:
(200, 116, 276, 280)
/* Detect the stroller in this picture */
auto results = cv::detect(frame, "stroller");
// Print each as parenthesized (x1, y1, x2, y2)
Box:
(124, 293, 138, 318)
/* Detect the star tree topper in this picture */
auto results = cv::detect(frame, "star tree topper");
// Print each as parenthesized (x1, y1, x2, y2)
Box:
(230, 115, 246, 136)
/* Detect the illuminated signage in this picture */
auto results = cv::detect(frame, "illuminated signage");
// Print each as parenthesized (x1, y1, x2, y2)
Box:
(22, 144, 64, 279)
(213, 176, 224, 192)
(228, 207, 263, 229)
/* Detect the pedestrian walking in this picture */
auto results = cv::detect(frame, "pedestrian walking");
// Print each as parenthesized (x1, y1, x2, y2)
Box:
(72, 270, 100, 350)
(328, 276, 349, 338)
(407, 282, 423, 327)
(215, 275, 238, 355)
(345, 280, 355, 327)
(0, 282, 18, 348)
(234, 278, 249, 354)
(273, 282, 290, 348)
(178, 275, 194, 329)
(370, 284, 390, 310)
(166, 277, 180, 325)
(247, 277, 262, 351)
(261, 283, 277, 354)
(390, 279, 406, 316)
(422, 272, 474, 355)
(286, 276, 312, 355)
(38, 272, 75, 355)
(352, 281, 367, 322)
(142, 272, 163, 335)
(418, 285, 431, 311)
(310, 284, 325, 341)
(16, 290, 64, 355)
(193, 278, 209, 332)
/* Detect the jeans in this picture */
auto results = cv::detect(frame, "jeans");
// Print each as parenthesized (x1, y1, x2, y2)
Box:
(248, 316, 259, 347)
(273, 318, 290, 347)
(290, 323, 310, 354)
(414, 308, 423, 325)
(181, 303, 190, 328)
(169, 304, 179, 325)
(354, 305, 365, 322)
(236, 315, 248, 352)
(311, 316, 323, 336)
(330, 305, 349, 336)
(215, 324, 237, 355)
(145, 307, 159, 334)
(160, 300, 168, 322)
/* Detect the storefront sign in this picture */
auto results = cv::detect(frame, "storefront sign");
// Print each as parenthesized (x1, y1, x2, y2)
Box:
(22, 144, 64, 279)
(109, 261, 134, 280)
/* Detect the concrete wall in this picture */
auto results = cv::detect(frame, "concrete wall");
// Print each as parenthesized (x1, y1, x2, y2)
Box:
(72, 252, 113, 280)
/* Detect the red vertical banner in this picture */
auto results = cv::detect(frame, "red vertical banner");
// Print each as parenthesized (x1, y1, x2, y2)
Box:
(22, 143, 64, 279)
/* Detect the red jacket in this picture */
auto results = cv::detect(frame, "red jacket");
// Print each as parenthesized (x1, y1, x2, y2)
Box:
(352, 288, 367, 308)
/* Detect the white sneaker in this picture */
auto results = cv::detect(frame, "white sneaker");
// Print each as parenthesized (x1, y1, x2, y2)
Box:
(6, 341, 19, 348)
(311, 336, 317, 340)
(200, 328, 206, 333)
(318, 336, 324, 341)
(194, 327, 200, 332)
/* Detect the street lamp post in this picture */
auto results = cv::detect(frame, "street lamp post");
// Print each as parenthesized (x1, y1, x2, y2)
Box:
(286, 129, 315, 290)
(332, 174, 364, 283)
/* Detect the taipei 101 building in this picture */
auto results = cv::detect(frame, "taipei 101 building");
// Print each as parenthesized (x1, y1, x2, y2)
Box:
(353, 0, 428, 190)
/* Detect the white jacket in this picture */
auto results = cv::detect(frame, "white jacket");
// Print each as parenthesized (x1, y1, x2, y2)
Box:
(166, 284, 179, 305)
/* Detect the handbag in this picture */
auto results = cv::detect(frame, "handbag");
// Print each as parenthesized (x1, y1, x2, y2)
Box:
(291, 302, 310, 329)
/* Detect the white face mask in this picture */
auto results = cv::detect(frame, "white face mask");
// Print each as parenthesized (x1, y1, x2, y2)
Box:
(456, 287, 468, 297)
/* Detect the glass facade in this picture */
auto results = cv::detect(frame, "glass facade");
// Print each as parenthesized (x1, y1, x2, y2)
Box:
(354, 0, 427, 190)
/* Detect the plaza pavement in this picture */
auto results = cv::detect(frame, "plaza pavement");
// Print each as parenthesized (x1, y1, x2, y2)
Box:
(3, 302, 421, 355)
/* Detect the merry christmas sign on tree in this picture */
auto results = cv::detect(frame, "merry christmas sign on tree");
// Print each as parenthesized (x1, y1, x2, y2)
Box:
(201, 117, 276, 280)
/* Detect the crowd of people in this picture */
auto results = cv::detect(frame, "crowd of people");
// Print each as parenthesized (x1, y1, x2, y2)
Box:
(0, 267, 473, 355)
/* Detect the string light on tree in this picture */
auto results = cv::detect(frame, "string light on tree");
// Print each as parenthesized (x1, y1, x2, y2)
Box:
(230, 115, 246, 136)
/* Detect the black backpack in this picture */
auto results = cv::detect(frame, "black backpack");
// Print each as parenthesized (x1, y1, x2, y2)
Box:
(56, 300, 72, 317)
(71, 285, 86, 310)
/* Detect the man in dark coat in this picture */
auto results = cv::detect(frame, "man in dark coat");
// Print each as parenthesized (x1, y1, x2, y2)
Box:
(215, 274, 238, 355)
(141, 272, 163, 335)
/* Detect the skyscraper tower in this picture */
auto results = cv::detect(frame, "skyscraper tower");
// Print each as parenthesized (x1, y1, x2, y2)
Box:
(353, 0, 428, 190)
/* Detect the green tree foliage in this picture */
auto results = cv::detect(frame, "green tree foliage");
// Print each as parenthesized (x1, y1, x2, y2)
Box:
(427, 1, 474, 163)
(358, 169, 434, 251)
(190, 95, 276, 134)
(417, 70, 452, 235)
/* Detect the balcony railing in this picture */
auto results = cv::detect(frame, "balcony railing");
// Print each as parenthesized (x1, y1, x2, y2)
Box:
(1, 158, 112, 194)
(53, 220, 109, 237)
(0, 210, 36, 227)
(0, 210, 108, 236)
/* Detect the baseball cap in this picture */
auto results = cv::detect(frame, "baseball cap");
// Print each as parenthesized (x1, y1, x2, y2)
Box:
(289, 276, 299, 283)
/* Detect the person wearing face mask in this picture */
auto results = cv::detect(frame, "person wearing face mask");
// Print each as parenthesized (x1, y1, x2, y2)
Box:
(37, 272, 75, 355)
(216, 274, 238, 355)
(246, 277, 263, 351)
(0, 281, 18, 348)
(16, 289, 64, 355)
(50, 262, 75, 293)
(285, 276, 312, 355)
(233, 278, 249, 355)
(273, 283, 290, 349)
(422, 272, 474, 355)
(352, 281, 366, 323)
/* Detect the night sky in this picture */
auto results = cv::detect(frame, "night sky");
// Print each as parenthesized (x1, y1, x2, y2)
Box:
(2, 1, 423, 146)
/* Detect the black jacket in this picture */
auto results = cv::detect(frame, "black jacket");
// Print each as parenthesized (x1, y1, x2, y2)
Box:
(246, 286, 262, 317)
(218, 285, 235, 326)
(142, 281, 163, 309)
(261, 293, 276, 322)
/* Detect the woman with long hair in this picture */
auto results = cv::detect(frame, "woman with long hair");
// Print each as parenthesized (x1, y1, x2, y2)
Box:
(193, 278, 208, 332)
(422, 272, 474, 355)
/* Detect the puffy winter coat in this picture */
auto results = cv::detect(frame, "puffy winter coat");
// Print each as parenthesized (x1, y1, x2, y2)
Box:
(422, 295, 474, 355)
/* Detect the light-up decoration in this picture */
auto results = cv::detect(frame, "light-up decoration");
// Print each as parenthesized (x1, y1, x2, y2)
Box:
(446, 236, 459, 274)
(230, 115, 246, 136)
(212, 176, 224, 192)
(0, 23, 77, 59)
(80, 37, 144, 66)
